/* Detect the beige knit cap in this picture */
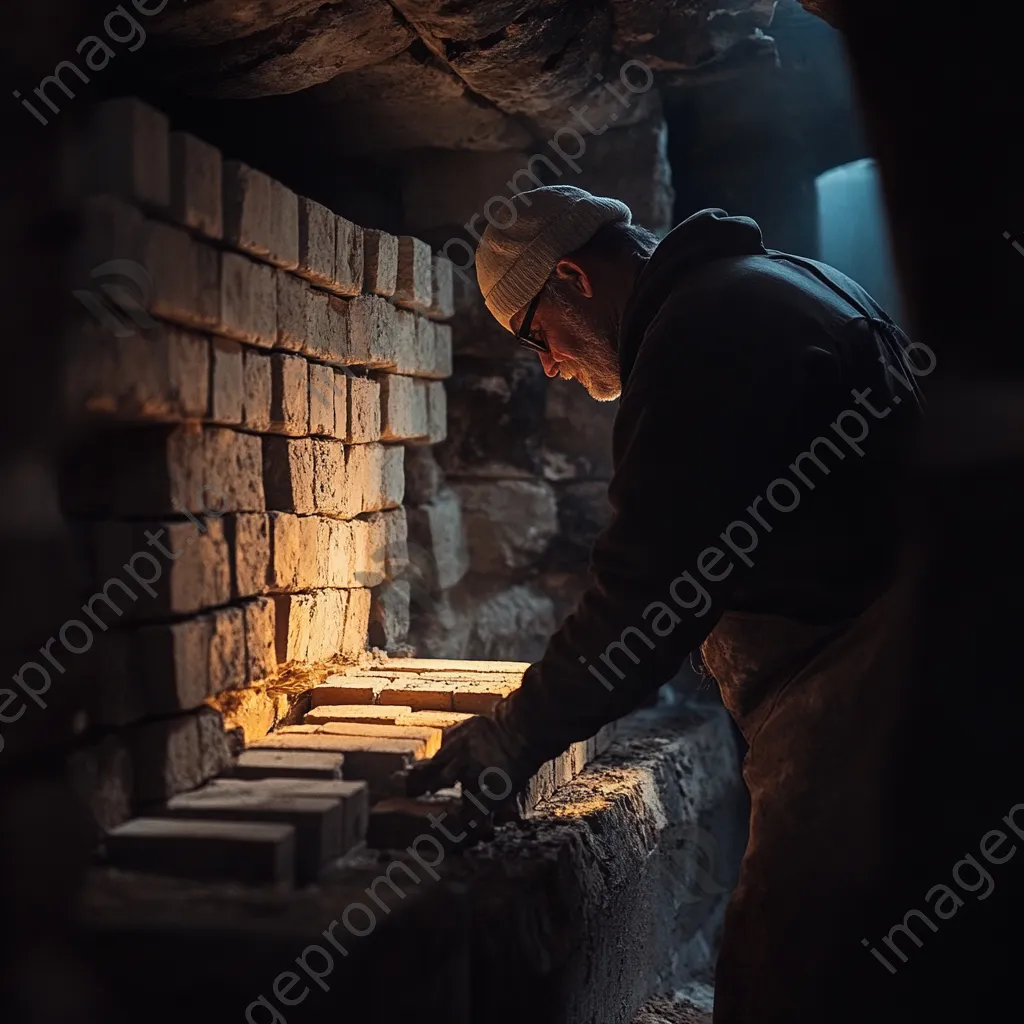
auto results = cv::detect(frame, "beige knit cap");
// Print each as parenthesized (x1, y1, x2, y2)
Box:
(475, 185, 632, 331)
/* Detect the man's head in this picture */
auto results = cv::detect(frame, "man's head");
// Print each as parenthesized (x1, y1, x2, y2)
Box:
(475, 186, 658, 401)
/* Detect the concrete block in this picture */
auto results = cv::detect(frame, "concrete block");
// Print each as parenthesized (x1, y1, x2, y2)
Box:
(208, 337, 243, 425)
(346, 375, 381, 443)
(129, 616, 210, 715)
(129, 713, 203, 804)
(370, 580, 411, 651)
(333, 216, 365, 297)
(394, 236, 433, 313)
(142, 220, 219, 330)
(275, 270, 307, 353)
(379, 373, 428, 441)
(263, 436, 315, 514)
(342, 587, 372, 660)
(274, 592, 315, 663)
(82, 97, 169, 210)
(425, 380, 447, 443)
(231, 749, 343, 782)
(297, 197, 335, 286)
(242, 349, 272, 432)
(311, 438, 346, 515)
(381, 445, 405, 509)
(244, 596, 277, 685)
(169, 131, 222, 239)
(269, 353, 309, 436)
(429, 255, 455, 320)
(347, 294, 397, 368)
(363, 228, 398, 297)
(203, 427, 265, 512)
(219, 251, 277, 347)
(104, 817, 295, 886)
(308, 363, 336, 436)
(406, 488, 470, 591)
(346, 443, 386, 516)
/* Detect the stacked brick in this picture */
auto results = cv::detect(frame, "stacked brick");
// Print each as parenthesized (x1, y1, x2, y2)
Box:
(61, 98, 454, 832)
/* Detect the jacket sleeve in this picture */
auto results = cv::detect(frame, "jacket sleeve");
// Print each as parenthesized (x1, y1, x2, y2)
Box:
(498, 306, 837, 762)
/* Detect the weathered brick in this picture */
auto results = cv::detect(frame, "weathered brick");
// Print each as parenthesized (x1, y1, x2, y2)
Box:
(370, 580, 411, 651)
(392, 308, 418, 374)
(307, 588, 346, 664)
(142, 220, 219, 330)
(319, 518, 355, 587)
(432, 324, 453, 379)
(346, 376, 381, 443)
(274, 592, 315, 663)
(82, 98, 169, 209)
(425, 380, 447, 443)
(224, 161, 296, 265)
(231, 749, 343, 782)
(309, 438, 344, 515)
(169, 131, 222, 238)
(269, 353, 309, 436)
(351, 515, 386, 586)
(263, 436, 315, 514)
(244, 595, 277, 684)
(207, 605, 246, 696)
(209, 337, 243, 425)
(333, 216, 364, 297)
(406, 488, 469, 591)
(230, 513, 270, 598)
(310, 675, 381, 706)
(267, 512, 315, 592)
(163, 787, 343, 883)
(305, 703, 415, 726)
(317, 721, 442, 759)
(67, 194, 144, 287)
(307, 363, 336, 436)
(429, 254, 455, 321)
(68, 736, 134, 833)
(378, 679, 456, 712)
(347, 294, 397, 368)
(362, 229, 398, 297)
(381, 445, 405, 509)
(269, 180, 300, 270)
(392, 710, 474, 736)
(403, 445, 443, 506)
(104, 817, 295, 886)
(346, 443, 386, 515)
(297, 197, 336, 286)
(275, 270, 307, 352)
(129, 713, 203, 804)
(129, 616, 210, 715)
(394, 236, 433, 313)
(203, 427, 266, 512)
(333, 369, 349, 440)
(378, 506, 409, 578)
(219, 251, 277, 347)
(302, 293, 347, 365)
(376, 658, 530, 675)
(342, 587, 372, 659)
(66, 322, 209, 423)
(379, 373, 428, 441)
(242, 349, 272, 432)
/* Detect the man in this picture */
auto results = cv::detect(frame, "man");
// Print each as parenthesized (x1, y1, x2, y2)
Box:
(409, 186, 926, 1021)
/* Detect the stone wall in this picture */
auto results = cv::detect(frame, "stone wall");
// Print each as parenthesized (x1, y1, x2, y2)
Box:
(53, 97, 455, 833)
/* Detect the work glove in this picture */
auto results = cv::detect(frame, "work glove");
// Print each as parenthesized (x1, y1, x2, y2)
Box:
(406, 698, 544, 823)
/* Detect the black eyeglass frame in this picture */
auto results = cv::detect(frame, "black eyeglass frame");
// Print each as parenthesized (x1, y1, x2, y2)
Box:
(514, 290, 548, 353)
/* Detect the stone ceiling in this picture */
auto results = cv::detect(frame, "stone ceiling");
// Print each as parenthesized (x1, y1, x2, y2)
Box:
(143, 0, 786, 155)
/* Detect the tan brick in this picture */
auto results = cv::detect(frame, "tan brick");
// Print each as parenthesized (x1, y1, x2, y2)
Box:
(347, 294, 397, 368)
(66, 322, 209, 423)
(379, 680, 455, 712)
(394, 236, 433, 313)
(307, 363, 336, 436)
(310, 675, 382, 706)
(208, 605, 246, 696)
(306, 704, 415, 726)
(142, 220, 220, 330)
(333, 216, 364, 297)
(129, 713, 203, 803)
(310, 438, 346, 515)
(346, 376, 381, 443)
(274, 593, 315, 663)
(82, 97, 169, 210)
(296, 197, 335, 286)
(351, 515, 386, 587)
(318, 518, 353, 588)
(392, 710, 474, 736)
(379, 373, 428, 441)
(263, 435, 314, 514)
(223, 162, 297, 268)
(242, 349, 272, 432)
(209, 337, 243, 425)
(219, 251, 276, 347)
(303, 293, 347, 365)
(307, 588, 346, 664)
(381, 445, 405, 509)
(275, 270, 307, 352)
(392, 308, 418, 373)
(376, 659, 529, 675)
(244, 596, 277, 684)
(341, 587, 372, 659)
(362, 229, 398, 297)
(369, 580, 411, 651)
(318, 720, 442, 758)
(269, 353, 309, 436)
(269, 180, 300, 270)
(297, 514, 322, 589)
(203, 427, 265, 512)
(267, 512, 310, 592)
(129, 616, 210, 715)
(232, 750, 343, 782)
(346, 443, 386, 515)
(406, 487, 469, 590)
(425, 380, 447, 443)
(333, 369, 349, 441)
(413, 315, 436, 376)
(169, 131, 222, 239)
(230, 512, 270, 598)
(452, 685, 514, 716)
(429, 254, 455, 320)
(378, 507, 409, 578)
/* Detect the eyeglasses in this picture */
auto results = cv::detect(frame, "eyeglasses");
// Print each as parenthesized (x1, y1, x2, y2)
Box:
(514, 291, 548, 353)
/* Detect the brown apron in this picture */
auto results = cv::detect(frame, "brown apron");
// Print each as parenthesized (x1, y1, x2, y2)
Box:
(701, 580, 916, 1023)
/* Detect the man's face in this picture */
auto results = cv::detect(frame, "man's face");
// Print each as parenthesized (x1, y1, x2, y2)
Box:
(511, 275, 622, 402)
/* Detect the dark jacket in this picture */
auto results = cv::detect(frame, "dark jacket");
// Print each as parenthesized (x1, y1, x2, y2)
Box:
(499, 208, 925, 760)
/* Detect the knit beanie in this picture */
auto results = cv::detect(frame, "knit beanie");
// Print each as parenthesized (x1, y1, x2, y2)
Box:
(475, 186, 632, 331)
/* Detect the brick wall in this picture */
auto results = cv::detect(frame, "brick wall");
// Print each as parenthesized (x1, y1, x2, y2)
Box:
(59, 98, 455, 831)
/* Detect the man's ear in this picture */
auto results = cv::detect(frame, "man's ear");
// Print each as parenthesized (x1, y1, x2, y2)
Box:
(554, 257, 594, 298)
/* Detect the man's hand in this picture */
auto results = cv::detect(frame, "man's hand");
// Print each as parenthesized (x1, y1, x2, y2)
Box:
(406, 707, 543, 822)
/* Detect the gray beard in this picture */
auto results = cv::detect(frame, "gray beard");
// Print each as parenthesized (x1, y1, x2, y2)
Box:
(547, 289, 622, 401)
